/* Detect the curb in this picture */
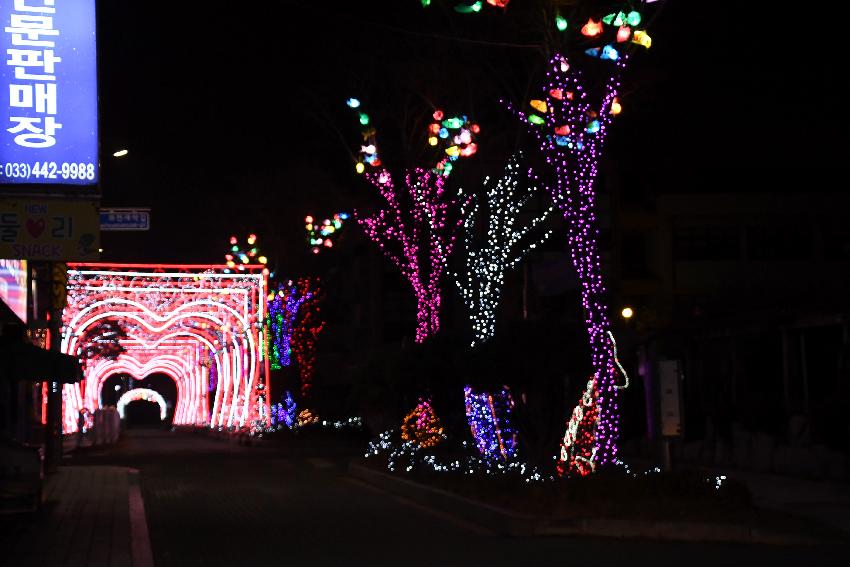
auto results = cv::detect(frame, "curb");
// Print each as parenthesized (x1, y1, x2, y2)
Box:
(348, 462, 824, 544)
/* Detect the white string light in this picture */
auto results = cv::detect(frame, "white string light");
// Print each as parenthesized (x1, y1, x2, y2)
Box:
(455, 153, 553, 346)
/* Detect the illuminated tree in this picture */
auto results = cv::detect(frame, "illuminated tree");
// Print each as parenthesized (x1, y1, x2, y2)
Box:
(356, 169, 471, 343)
(456, 153, 552, 346)
(507, 51, 633, 469)
(291, 280, 324, 398)
(350, 101, 477, 343)
(268, 280, 312, 370)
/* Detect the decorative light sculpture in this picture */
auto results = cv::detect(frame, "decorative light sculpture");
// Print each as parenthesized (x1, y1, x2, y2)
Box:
(463, 385, 517, 462)
(558, 376, 599, 477)
(400, 399, 444, 448)
(271, 390, 297, 429)
(505, 52, 631, 469)
(455, 153, 553, 346)
(61, 263, 269, 433)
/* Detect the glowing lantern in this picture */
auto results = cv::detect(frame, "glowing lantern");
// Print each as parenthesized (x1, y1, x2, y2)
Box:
(361, 144, 376, 154)
(617, 26, 630, 42)
(442, 117, 464, 129)
(421, 0, 431, 6)
(530, 99, 548, 113)
(560, 59, 570, 72)
(455, 2, 482, 14)
(460, 143, 478, 157)
(355, 163, 365, 174)
(626, 11, 641, 26)
(549, 88, 564, 100)
(258, 256, 268, 265)
(555, 15, 568, 31)
(600, 45, 619, 61)
(610, 97, 622, 115)
(346, 98, 361, 108)
(487, 0, 509, 7)
(305, 215, 314, 223)
(230, 236, 237, 245)
(438, 127, 449, 139)
(470, 124, 480, 133)
(428, 136, 439, 146)
(445, 145, 460, 157)
(433, 110, 444, 120)
(555, 125, 570, 135)
(358, 113, 370, 125)
(632, 30, 652, 48)
(555, 136, 570, 146)
(429, 123, 440, 134)
(603, 12, 625, 26)
(528, 114, 545, 125)
(581, 18, 602, 37)
(460, 130, 472, 144)
(585, 120, 600, 134)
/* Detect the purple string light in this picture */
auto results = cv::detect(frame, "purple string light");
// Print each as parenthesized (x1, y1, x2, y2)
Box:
(506, 54, 628, 467)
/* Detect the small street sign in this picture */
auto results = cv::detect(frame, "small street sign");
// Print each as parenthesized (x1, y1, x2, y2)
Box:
(100, 208, 150, 231)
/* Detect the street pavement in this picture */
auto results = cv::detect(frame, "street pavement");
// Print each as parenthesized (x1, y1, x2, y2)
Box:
(7, 428, 848, 566)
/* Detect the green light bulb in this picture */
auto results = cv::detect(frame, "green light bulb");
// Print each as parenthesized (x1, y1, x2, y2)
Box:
(555, 16, 568, 32)
(528, 114, 545, 125)
(626, 11, 641, 26)
(358, 113, 370, 125)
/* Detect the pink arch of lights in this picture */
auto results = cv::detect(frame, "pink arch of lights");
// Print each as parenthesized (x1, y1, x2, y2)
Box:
(60, 263, 270, 434)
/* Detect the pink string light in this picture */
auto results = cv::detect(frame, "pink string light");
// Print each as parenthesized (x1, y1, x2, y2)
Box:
(356, 168, 471, 343)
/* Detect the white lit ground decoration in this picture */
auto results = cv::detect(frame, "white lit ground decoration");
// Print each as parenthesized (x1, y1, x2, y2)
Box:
(116, 388, 167, 421)
(60, 264, 270, 433)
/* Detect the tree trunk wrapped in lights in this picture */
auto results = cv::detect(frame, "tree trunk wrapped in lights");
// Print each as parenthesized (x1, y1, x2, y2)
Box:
(356, 169, 472, 343)
(456, 153, 552, 346)
(291, 282, 324, 398)
(507, 53, 629, 469)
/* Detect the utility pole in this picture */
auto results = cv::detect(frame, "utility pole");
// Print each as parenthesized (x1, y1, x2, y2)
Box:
(44, 262, 65, 473)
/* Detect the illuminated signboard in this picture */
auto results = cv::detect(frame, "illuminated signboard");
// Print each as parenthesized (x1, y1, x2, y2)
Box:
(0, 0, 98, 186)
(0, 257, 27, 321)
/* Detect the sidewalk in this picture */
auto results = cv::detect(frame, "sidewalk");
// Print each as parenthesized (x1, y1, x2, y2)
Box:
(637, 458, 850, 536)
(0, 466, 153, 566)
(709, 467, 850, 535)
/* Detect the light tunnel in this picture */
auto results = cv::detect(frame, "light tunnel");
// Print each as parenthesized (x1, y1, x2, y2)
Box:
(60, 263, 271, 434)
(116, 388, 168, 421)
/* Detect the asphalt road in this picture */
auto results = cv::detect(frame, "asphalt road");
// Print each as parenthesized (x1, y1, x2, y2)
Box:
(67, 428, 847, 566)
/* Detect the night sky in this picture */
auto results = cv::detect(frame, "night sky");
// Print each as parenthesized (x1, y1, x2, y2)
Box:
(96, 0, 843, 267)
